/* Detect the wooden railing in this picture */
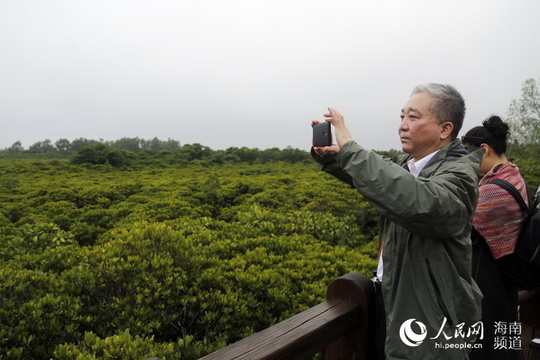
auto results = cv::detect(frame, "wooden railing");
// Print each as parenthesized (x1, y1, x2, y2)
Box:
(197, 272, 375, 360)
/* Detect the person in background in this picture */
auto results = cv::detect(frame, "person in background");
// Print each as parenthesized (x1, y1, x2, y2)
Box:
(462, 116, 528, 360)
(311, 83, 484, 360)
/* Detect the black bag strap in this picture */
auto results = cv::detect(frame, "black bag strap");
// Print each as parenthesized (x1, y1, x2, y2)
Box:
(485, 179, 529, 214)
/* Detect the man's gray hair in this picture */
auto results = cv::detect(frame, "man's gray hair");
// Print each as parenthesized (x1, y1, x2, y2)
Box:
(411, 83, 466, 140)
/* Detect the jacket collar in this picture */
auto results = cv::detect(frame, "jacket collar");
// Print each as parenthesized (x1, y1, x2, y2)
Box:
(395, 139, 483, 177)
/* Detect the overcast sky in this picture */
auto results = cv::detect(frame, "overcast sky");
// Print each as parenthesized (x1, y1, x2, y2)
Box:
(1, 0, 539, 152)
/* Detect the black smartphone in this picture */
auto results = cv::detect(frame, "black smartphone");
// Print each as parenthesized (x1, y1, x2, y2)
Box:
(312, 122, 332, 147)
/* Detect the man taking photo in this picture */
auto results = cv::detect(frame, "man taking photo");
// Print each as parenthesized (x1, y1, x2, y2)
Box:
(312, 83, 484, 360)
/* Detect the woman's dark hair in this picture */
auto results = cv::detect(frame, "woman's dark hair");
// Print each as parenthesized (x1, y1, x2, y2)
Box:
(461, 115, 510, 155)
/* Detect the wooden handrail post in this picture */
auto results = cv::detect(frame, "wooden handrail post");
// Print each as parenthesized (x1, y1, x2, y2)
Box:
(325, 272, 375, 360)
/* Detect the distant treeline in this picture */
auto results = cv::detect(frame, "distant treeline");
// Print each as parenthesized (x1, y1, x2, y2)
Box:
(0, 137, 404, 167)
(0, 137, 312, 166)
(4, 137, 183, 154)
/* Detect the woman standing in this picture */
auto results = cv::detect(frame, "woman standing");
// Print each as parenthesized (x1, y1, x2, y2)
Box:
(462, 115, 529, 360)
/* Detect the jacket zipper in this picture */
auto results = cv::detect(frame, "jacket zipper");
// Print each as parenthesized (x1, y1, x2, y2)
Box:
(425, 258, 454, 328)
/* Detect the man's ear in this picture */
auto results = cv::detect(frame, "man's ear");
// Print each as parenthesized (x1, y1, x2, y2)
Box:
(440, 122, 454, 140)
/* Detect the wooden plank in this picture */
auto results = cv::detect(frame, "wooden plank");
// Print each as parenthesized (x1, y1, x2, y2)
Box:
(199, 299, 360, 360)
(237, 301, 360, 359)
(199, 301, 342, 359)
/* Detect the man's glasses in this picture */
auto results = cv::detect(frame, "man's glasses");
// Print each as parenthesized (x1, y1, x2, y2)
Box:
(460, 136, 484, 153)
(460, 135, 484, 144)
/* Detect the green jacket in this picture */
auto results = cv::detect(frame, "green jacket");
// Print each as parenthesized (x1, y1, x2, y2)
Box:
(314, 139, 484, 360)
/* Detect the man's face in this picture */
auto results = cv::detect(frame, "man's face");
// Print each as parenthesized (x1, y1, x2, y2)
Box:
(398, 92, 446, 161)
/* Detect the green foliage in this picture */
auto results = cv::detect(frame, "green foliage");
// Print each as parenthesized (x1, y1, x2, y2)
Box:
(507, 78, 540, 158)
(71, 143, 134, 167)
(512, 157, 540, 193)
(0, 159, 378, 359)
(54, 330, 223, 360)
(28, 139, 56, 154)
(1, 222, 76, 260)
(1, 150, 537, 358)
(0, 137, 311, 165)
